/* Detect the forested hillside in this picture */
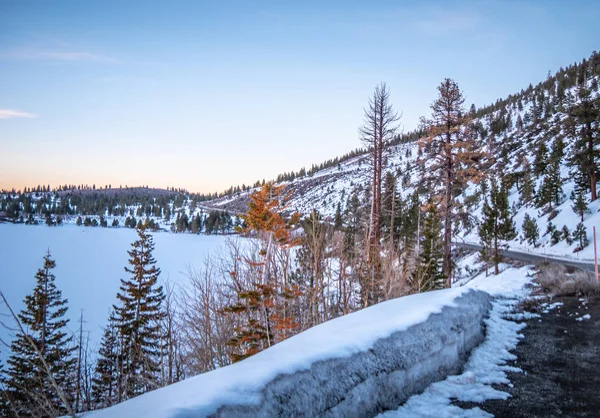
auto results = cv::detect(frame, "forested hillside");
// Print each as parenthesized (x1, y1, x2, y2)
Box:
(208, 50, 600, 267)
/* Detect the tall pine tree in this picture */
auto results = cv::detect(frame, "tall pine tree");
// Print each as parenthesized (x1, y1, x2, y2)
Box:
(413, 201, 444, 292)
(537, 138, 565, 210)
(1, 251, 76, 417)
(519, 157, 535, 206)
(478, 179, 516, 275)
(91, 311, 121, 408)
(112, 227, 166, 400)
(418, 78, 487, 285)
(565, 83, 600, 201)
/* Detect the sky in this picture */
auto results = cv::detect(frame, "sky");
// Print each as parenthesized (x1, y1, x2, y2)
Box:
(1, 0, 599, 194)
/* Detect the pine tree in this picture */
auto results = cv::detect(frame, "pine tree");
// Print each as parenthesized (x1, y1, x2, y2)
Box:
(571, 186, 589, 223)
(418, 78, 487, 285)
(537, 138, 565, 210)
(478, 179, 516, 275)
(413, 202, 444, 292)
(91, 312, 121, 408)
(522, 214, 539, 247)
(562, 225, 573, 245)
(532, 142, 548, 177)
(564, 83, 600, 201)
(519, 158, 535, 206)
(1, 251, 76, 417)
(398, 191, 419, 253)
(573, 222, 589, 251)
(190, 214, 201, 234)
(333, 202, 343, 230)
(113, 227, 166, 400)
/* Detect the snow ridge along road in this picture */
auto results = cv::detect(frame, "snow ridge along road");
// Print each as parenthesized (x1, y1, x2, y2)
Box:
(86, 289, 492, 418)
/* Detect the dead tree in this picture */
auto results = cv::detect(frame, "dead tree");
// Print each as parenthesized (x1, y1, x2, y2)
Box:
(359, 82, 400, 305)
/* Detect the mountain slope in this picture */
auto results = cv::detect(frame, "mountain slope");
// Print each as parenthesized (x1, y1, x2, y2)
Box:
(204, 51, 600, 262)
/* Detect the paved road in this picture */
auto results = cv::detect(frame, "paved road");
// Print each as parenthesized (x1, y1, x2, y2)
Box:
(455, 242, 597, 273)
(456, 295, 600, 417)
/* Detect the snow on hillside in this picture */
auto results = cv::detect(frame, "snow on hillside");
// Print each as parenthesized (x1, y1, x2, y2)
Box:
(205, 74, 600, 263)
(83, 263, 534, 418)
(0, 223, 229, 362)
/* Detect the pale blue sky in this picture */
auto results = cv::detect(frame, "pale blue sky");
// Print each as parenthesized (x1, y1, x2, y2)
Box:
(1, 0, 598, 193)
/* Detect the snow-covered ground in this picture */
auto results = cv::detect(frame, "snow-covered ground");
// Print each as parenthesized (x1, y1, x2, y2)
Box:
(83, 257, 536, 418)
(85, 286, 488, 418)
(1, 221, 541, 417)
(381, 266, 536, 417)
(0, 223, 229, 362)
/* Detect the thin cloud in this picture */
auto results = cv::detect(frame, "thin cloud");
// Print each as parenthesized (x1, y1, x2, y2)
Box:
(38, 51, 116, 62)
(0, 49, 117, 63)
(0, 109, 37, 119)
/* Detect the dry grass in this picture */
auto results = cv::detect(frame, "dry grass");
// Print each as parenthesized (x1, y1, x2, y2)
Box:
(536, 263, 600, 297)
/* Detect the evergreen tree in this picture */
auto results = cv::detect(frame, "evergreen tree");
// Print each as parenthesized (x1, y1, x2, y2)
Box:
(478, 179, 516, 274)
(342, 190, 366, 261)
(571, 186, 589, 223)
(562, 225, 573, 245)
(550, 227, 562, 245)
(522, 214, 539, 247)
(564, 83, 600, 201)
(113, 227, 166, 400)
(572, 222, 589, 251)
(413, 202, 444, 292)
(1, 251, 76, 417)
(532, 142, 548, 177)
(176, 212, 189, 233)
(398, 191, 420, 253)
(333, 202, 343, 230)
(190, 214, 201, 234)
(418, 78, 487, 285)
(537, 138, 565, 209)
(519, 158, 535, 206)
(91, 312, 121, 408)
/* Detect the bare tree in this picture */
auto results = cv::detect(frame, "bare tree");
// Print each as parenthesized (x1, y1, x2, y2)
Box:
(160, 281, 183, 386)
(359, 82, 401, 305)
(179, 254, 235, 374)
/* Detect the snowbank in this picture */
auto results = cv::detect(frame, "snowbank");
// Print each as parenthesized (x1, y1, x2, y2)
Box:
(87, 288, 492, 418)
(380, 266, 537, 417)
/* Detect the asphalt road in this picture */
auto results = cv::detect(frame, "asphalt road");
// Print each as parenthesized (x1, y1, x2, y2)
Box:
(455, 295, 600, 417)
(455, 242, 597, 273)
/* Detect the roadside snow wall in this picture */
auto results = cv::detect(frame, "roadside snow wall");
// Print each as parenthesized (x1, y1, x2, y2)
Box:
(208, 289, 492, 418)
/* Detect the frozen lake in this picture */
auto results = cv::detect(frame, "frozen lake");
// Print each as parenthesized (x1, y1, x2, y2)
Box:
(0, 223, 230, 361)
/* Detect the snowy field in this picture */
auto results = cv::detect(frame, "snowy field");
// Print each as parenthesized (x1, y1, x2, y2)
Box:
(0, 223, 229, 361)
